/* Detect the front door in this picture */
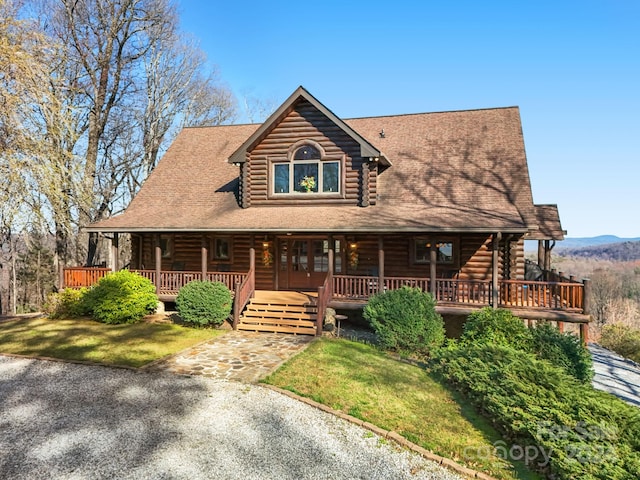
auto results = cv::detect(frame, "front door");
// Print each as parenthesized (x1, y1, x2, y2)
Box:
(278, 238, 341, 290)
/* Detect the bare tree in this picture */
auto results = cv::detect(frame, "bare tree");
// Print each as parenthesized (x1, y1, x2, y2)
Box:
(35, 0, 237, 266)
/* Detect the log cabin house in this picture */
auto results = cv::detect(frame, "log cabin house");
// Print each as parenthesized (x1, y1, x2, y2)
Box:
(71, 86, 590, 338)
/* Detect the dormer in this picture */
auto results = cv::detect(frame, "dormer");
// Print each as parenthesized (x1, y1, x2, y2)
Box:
(228, 86, 390, 208)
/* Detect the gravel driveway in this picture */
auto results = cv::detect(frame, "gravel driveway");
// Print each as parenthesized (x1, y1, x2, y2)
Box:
(0, 356, 462, 480)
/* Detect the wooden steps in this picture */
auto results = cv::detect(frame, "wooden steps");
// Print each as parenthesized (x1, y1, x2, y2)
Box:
(237, 291, 318, 335)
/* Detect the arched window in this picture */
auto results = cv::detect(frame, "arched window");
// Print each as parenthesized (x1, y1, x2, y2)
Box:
(273, 144, 340, 195)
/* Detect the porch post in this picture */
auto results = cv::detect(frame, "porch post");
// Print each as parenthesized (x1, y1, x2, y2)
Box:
(154, 234, 162, 294)
(201, 235, 208, 280)
(249, 247, 255, 271)
(492, 232, 501, 308)
(580, 278, 591, 344)
(378, 236, 384, 293)
(328, 247, 334, 275)
(111, 233, 119, 272)
(537, 240, 544, 270)
(429, 238, 437, 297)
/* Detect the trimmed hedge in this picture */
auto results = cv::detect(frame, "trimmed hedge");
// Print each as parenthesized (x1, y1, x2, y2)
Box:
(363, 286, 445, 355)
(175, 280, 232, 327)
(82, 270, 157, 324)
(432, 343, 640, 479)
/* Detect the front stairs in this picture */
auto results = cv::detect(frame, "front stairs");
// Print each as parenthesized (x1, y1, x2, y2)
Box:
(237, 290, 318, 335)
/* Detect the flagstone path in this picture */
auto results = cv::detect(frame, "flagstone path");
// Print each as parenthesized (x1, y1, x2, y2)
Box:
(143, 331, 313, 383)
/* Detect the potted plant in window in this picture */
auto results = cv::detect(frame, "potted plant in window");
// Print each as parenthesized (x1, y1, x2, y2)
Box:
(299, 176, 316, 193)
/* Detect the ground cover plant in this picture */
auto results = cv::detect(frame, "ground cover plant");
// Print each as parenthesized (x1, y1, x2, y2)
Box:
(175, 280, 232, 327)
(432, 343, 640, 479)
(263, 337, 540, 480)
(431, 308, 636, 479)
(460, 308, 593, 383)
(0, 316, 224, 367)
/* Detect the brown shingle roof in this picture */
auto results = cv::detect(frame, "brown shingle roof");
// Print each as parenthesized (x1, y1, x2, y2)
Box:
(527, 204, 566, 240)
(88, 103, 542, 234)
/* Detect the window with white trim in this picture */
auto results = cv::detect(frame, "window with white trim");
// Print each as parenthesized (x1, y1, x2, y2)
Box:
(273, 145, 340, 195)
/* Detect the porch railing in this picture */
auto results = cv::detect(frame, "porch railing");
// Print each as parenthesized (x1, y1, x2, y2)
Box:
(62, 267, 247, 296)
(63, 267, 111, 289)
(332, 274, 585, 313)
(498, 279, 584, 312)
(62, 268, 586, 314)
(233, 249, 255, 329)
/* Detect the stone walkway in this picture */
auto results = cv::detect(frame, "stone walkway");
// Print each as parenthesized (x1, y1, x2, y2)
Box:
(144, 331, 314, 383)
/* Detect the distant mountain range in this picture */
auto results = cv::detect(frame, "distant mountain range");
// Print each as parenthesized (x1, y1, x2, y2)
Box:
(524, 235, 640, 254)
(555, 235, 640, 250)
(524, 236, 640, 262)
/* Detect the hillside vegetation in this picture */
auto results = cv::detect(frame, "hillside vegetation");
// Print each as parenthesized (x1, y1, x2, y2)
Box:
(557, 240, 640, 262)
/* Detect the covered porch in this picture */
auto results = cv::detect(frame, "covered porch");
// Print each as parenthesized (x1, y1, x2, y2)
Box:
(62, 248, 591, 341)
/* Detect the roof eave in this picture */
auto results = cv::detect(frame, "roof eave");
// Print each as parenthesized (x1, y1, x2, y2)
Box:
(84, 226, 528, 235)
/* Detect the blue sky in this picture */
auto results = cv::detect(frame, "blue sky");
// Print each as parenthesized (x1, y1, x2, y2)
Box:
(179, 0, 639, 238)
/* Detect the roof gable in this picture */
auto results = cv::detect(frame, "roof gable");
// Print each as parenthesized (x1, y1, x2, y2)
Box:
(228, 86, 390, 166)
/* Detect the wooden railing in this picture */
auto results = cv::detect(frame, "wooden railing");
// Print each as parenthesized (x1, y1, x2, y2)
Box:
(63, 267, 111, 289)
(62, 267, 247, 296)
(331, 275, 585, 313)
(63, 267, 585, 315)
(436, 278, 492, 305)
(499, 279, 584, 312)
(316, 270, 333, 336)
(233, 249, 255, 329)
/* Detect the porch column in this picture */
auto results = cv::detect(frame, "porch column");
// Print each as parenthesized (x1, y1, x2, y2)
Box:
(110, 233, 119, 272)
(580, 278, 590, 344)
(201, 235, 208, 280)
(154, 234, 162, 294)
(378, 236, 384, 293)
(537, 240, 544, 270)
(492, 232, 501, 308)
(328, 247, 334, 275)
(249, 246, 255, 272)
(429, 238, 437, 296)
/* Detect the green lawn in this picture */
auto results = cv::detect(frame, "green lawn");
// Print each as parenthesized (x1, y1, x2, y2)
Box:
(0, 316, 225, 367)
(263, 338, 540, 480)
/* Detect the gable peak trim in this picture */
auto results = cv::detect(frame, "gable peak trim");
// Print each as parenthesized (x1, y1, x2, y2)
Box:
(228, 86, 390, 166)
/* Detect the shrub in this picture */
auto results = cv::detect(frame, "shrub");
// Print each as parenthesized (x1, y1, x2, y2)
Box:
(175, 280, 232, 327)
(531, 322, 594, 383)
(44, 288, 91, 319)
(363, 286, 445, 355)
(432, 343, 640, 479)
(83, 270, 157, 324)
(600, 324, 640, 364)
(459, 308, 593, 383)
(460, 307, 532, 351)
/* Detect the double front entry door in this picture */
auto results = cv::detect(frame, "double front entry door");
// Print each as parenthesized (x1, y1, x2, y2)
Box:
(277, 238, 342, 290)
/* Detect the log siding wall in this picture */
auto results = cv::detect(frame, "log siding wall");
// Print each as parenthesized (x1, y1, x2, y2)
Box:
(246, 100, 377, 206)
(132, 232, 526, 292)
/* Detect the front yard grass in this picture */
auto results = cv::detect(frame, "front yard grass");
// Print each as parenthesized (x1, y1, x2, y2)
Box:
(0, 316, 224, 367)
(263, 337, 540, 480)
